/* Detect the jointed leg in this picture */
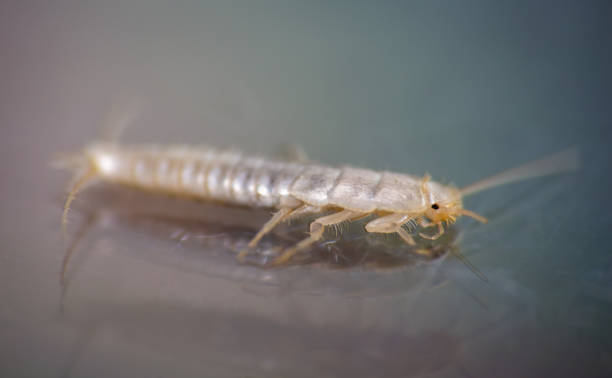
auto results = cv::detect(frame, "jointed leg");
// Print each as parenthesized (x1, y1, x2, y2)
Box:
(284, 204, 322, 222)
(418, 218, 445, 240)
(249, 208, 293, 248)
(237, 204, 321, 261)
(396, 227, 417, 246)
(272, 210, 362, 265)
(237, 207, 293, 261)
(365, 213, 417, 246)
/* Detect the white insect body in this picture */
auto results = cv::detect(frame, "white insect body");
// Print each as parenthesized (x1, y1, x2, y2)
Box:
(59, 142, 577, 265)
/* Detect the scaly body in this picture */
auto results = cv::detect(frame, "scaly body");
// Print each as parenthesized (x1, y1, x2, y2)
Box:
(86, 143, 453, 212)
(61, 142, 576, 264)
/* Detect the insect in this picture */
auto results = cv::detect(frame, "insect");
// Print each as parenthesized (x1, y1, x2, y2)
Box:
(57, 135, 578, 266)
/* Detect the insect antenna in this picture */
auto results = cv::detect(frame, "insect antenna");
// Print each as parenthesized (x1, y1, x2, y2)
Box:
(458, 208, 488, 224)
(460, 147, 579, 197)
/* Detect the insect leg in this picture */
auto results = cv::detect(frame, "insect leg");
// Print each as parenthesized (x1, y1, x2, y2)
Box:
(272, 209, 362, 265)
(285, 204, 322, 221)
(237, 207, 294, 261)
(237, 204, 321, 261)
(418, 219, 445, 240)
(365, 213, 417, 245)
(248, 207, 294, 248)
(396, 227, 417, 246)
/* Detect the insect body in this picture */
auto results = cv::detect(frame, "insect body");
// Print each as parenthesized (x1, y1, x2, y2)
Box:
(59, 142, 577, 265)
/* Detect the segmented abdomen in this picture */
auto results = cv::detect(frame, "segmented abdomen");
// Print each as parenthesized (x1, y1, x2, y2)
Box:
(88, 144, 307, 208)
(88, 144, 425, 212)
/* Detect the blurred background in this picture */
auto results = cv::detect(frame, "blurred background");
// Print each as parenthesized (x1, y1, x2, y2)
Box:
(1, 1, 611, 377)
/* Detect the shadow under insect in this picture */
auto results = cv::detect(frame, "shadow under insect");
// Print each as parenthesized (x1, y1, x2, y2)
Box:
(259, 215, 459, 269)
(62, 184, 460, 272)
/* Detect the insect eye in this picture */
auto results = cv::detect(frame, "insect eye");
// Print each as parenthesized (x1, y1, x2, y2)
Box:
(431, 203, 439, 210)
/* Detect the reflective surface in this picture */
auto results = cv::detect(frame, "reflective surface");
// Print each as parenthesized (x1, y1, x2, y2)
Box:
(1, 1, 611, 377)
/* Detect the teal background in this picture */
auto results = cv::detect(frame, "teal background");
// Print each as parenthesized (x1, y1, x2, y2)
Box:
(1, 1, 610, 377)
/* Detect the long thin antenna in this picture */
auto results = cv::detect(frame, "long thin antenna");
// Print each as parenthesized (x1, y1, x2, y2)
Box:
(460, 147, 579, 197)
